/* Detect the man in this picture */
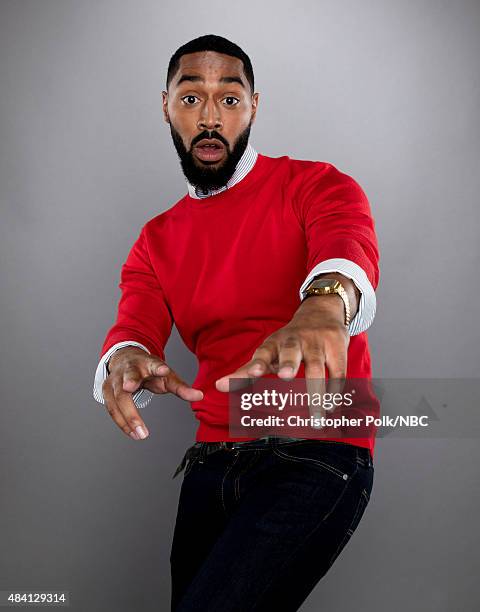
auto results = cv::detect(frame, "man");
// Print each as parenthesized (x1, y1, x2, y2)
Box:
(93, 34, 379, 612)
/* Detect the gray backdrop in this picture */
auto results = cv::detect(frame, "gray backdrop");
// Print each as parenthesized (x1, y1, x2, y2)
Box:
(1, 0, 479, 610)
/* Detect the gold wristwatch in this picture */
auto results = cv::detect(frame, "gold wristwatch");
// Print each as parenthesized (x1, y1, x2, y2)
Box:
(301, 277, 351, 327)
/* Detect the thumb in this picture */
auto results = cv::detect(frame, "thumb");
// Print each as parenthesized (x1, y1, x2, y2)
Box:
(164, 369, 204, 402)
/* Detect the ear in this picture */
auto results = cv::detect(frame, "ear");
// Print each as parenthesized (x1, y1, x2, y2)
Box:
(250, 92, 260, 124)
(162, 90, 170, 124)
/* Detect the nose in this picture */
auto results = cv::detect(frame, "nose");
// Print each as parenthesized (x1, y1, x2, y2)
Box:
(197, 99, 223, 132)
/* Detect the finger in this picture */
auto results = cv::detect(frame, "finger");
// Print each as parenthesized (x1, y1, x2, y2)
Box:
(215, 344, 279, 392)
(215, 368, 253, 393)
(111, 375, 150, 440)
(326, 375, 346, 398)
(247, 342, 278, 377)
(121, 365, 146, 394)
(303, 346, 327, 427)
(325, 331, 349, 402)
(122, 357, 170, 393)
(142, 375, 169, 394)
(164, 370, 204, 402)
(150, 359, 170, 377)
(215, 341, 279, 393)
(277, 335, 302, 379)
(142, 359, 174, 394)
(215, 359, 267, 393)
(102, 378, 141, 440)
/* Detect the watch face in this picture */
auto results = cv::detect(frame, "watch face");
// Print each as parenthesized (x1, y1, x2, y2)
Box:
(312, 279, 336, 289)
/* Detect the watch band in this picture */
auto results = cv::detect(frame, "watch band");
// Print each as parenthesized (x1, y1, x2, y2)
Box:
(302, 277, 351, 327)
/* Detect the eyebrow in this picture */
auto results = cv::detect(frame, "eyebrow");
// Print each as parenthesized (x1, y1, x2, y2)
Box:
(176, 74, 245, 89)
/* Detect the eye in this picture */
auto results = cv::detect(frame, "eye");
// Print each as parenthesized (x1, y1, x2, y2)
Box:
(181, 95, 200, 105)
(223, 96, 240, 106)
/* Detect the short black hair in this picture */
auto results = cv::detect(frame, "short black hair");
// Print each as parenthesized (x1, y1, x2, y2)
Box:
(166, 34, 254, 94)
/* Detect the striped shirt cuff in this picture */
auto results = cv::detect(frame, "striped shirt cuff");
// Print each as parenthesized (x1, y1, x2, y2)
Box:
(92, 341, 154, 409)
(298, 258, 376, 335)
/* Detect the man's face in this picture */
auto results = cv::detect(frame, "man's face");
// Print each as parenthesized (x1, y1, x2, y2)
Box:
(162, 51, 259, 191)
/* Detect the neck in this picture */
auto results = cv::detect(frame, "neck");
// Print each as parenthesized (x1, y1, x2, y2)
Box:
(186, 142, 258, 199)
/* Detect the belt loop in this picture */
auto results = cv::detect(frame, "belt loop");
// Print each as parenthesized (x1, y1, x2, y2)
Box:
(355, 447, 373, 468)
(362, 447, 372, 468)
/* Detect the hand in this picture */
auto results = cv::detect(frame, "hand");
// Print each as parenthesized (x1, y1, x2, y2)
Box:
(215, 296, 349, 421)
(102, 347, 203, 441)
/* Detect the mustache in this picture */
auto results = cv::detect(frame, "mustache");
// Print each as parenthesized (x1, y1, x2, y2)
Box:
(191, 131, 229, 149)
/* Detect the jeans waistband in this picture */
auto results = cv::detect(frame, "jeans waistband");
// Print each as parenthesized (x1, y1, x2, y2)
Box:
(172, 436, 373, 478)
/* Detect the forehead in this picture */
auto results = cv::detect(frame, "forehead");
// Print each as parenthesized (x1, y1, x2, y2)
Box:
(173, 51, 246, 85)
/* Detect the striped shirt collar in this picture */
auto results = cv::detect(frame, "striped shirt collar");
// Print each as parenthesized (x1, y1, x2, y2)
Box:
(186, 142, 258, 199)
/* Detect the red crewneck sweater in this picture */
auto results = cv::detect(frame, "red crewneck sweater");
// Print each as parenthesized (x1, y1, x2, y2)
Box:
(100, 153, 380, 457)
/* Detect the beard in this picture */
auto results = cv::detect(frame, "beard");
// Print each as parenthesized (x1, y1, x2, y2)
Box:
(168, 121, 252, 192)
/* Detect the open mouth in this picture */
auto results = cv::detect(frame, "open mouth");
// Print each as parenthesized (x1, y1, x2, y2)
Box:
(194, 139, 226, 162)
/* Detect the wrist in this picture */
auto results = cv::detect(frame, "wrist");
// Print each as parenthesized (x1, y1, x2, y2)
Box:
(309, 273, 359, 319)
(296, 294, 346, 325)
(301, 276, 353, 327)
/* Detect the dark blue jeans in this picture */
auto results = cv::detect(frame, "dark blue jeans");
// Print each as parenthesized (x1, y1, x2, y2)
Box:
(170, 437, 374, 612)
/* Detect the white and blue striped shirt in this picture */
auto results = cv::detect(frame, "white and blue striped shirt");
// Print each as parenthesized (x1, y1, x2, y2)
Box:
(187, 142, 259, 199)
(93, 143, 376, 407)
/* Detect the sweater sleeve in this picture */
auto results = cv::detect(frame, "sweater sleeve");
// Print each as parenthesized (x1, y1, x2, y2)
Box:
(92, 224, 174, 407)
(293, 162, 380, 310)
